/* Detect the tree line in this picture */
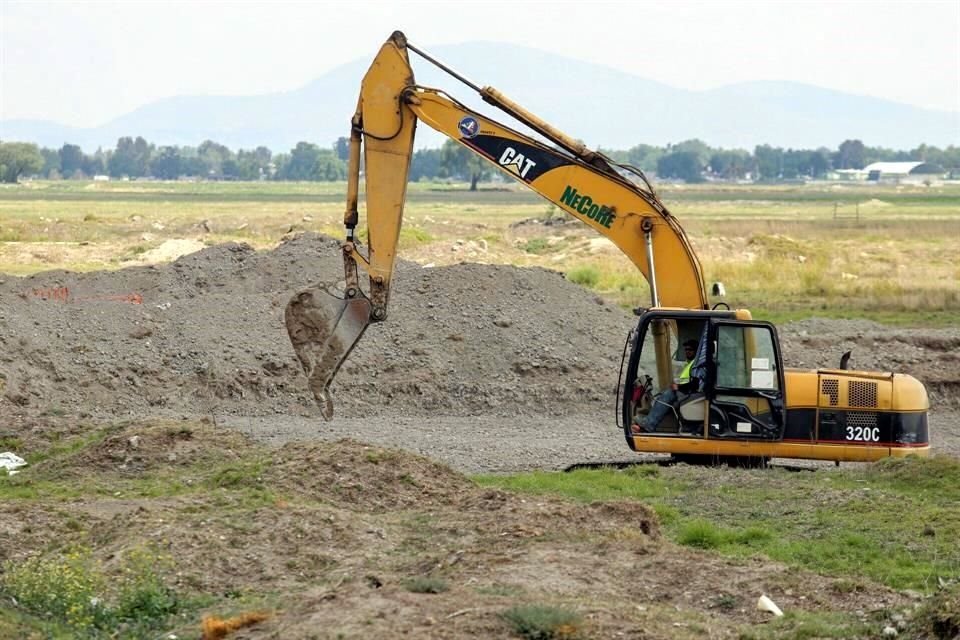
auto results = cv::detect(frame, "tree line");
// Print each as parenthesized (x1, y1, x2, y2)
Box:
(1, 135, 958, 185)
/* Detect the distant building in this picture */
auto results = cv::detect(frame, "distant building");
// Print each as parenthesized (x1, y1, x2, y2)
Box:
(863, 161, 943, 183)
(830, 162, 943, 184)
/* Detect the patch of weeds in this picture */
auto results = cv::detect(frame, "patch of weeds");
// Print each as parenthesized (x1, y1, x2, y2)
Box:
(113, 547, 179, 624)
(500, 604, 582, 639)
(522, 238, 550, 254)
(566, 266, 599, 288)
(82, 213, 98, 222)
(0, 544, 182, 637)
(208, 462, 264, 489)
(398, 227, 434, 245)
(651, 503, 679, 525)
(402, 576, 449, 594)
(831, 577, 868, 594)
(0, 435, 23, 450)
(1, 546, 109, 630)
(677, 519, 723, 549)
(740, 610, 874, 639)
(710, 593, 738, 610)
(477, 583, 524, 597)
(41, 406, 67, 417)
(164, 425, 194, 440)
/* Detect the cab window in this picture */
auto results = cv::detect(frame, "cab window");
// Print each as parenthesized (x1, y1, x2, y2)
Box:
(715, 325, 779, 391)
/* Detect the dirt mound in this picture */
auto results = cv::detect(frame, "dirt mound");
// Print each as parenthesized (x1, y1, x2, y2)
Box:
(30, 419, 256, 480)
(0, 233, 632, 421)
(9, 418, 920, 639)
(268, 438, 471, 511)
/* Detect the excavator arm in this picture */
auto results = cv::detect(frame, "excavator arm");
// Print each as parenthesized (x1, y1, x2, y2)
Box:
(285, 31, 708, 418)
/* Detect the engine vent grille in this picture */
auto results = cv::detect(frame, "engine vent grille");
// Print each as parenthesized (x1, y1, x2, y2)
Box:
(847, 411, 879, 429)
(849, 381, 878, 408)
(821, 379, 839, 406)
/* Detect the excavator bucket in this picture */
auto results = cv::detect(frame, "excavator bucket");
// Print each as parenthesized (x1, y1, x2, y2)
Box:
(284, 284, 371, 420)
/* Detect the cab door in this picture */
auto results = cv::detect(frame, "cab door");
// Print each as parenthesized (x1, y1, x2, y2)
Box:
(706, 321, 786, 440)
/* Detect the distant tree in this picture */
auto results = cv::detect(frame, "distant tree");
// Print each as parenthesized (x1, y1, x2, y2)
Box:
(0, 142, 44, 183)
(807, 149, 831, 178)
(440, 139, 490, 190)
(334, 136, 350, 162)
(313, 149, 346, 180)
(236, 146, 272, 180)
(58, 144, 84, 177)
(281, 142, 322, 180)
(109, 136, 152, 177)
(753, 144, 784, 180)
(656, 151, 704, 183)
(835, 139, 866, 169)
(39, 146, 60, 177)
(198, 140, 232, 177)
(151, 146, 182, 179)
(668, 139, 712, 165)
(410, 148, 442, 181)
(221, 158, 241, 179)
(81, 151, 105, 177)
(624, 144, 663, 172)
(708, 150, 751, 179)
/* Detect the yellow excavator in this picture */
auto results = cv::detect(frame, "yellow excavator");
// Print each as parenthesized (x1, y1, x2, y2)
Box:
(285, 31, 929, 463)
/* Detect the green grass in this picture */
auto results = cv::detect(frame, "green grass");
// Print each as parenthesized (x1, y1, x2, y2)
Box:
(738, 610, 877, 640)
(499, 603, 582, 639)
(475, 455, 960, 593)
(1, 545, 182, 638)
(402, 576, 449, 594)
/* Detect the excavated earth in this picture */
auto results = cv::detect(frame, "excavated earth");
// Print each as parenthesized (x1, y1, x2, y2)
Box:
(2, 233, 958, 638)
(1, 232, 957, 466)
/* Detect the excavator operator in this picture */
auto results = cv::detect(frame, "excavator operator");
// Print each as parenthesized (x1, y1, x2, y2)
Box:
(632, 339, 700, 434)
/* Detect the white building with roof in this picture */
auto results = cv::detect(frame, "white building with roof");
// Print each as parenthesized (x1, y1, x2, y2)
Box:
(863, 161, 943, 183)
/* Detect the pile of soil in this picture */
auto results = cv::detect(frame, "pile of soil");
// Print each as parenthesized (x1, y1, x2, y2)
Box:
(0, 232, 633, 420)
(2, 232, 957, 423)
(1, 419, 920, 639)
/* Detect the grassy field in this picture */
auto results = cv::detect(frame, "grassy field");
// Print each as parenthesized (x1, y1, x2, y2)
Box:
(1, 179, 957, 325)
(477, 455, 960, 593)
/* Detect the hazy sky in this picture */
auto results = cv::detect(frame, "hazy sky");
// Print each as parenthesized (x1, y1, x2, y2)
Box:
(2, 0, 958, 127)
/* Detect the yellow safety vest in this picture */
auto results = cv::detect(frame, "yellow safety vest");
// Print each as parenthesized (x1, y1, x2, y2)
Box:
(679, 360, 693, 383)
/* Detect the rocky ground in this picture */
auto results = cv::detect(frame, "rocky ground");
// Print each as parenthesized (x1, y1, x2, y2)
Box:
(2, 233, 958, 638)
(1, 232, 956, 462)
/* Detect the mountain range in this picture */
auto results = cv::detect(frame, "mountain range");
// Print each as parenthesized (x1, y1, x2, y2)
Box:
(2, 41, 957, 152)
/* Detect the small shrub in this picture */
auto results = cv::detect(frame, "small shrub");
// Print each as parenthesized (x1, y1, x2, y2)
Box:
(402, 576, 448, 594)
(677, 519, 723, 549)
(1, 547, 107, 630)
(711, 593, 738, 610)
(114, 547, 179, 621)
(500, 604, 582, 639)
(566, 266, 599, 288)
(1, 545, 181, 635)
(523, 238, 550, 254)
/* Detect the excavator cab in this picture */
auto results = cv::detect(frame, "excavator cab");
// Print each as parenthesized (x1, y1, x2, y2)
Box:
(623, 310, 786, 443)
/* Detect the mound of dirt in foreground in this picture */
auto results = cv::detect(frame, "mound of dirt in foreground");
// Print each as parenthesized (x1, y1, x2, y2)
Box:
(4, 419, 922, 640)
(1, 233, 957, 423)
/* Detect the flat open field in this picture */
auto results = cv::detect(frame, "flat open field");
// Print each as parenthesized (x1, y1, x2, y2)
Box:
(1, 180, 958, 639)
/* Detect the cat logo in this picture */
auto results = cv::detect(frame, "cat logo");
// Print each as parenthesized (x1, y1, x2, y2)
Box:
(498, 146, 537, 180)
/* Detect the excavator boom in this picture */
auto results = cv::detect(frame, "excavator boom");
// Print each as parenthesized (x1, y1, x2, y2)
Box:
(286, 31, 707, 417)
